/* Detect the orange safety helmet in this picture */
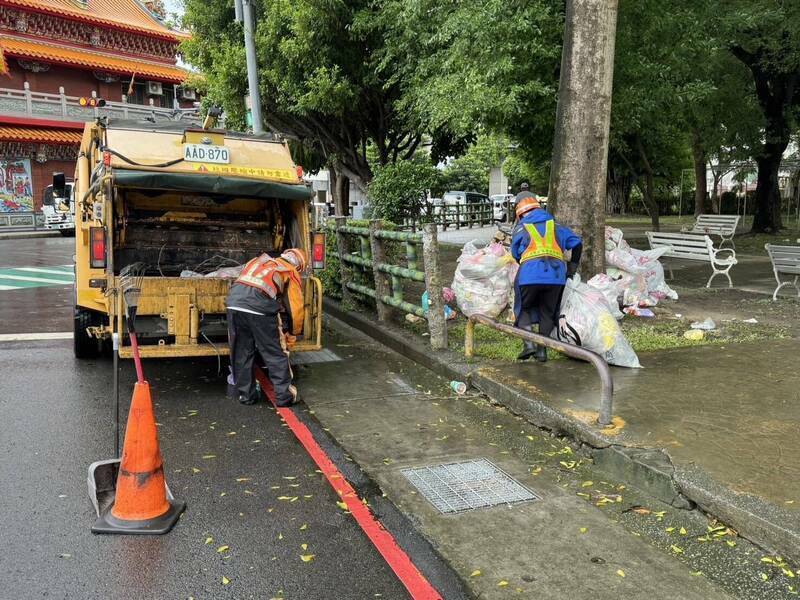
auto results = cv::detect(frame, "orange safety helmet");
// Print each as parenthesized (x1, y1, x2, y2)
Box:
(280, 248, 307, 272)
(515, 196, 541, 219)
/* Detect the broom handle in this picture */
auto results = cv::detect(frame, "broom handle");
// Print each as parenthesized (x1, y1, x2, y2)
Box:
(129, 332, 145, 384)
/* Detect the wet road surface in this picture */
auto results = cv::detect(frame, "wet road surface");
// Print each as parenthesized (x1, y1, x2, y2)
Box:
(0, 237, 74, 334)
(0, 341, 413, 599)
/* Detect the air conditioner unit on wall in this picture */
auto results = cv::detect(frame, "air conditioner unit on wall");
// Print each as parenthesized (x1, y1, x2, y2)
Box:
(146, 81, 163, 95)
(180, 87, 196, 101)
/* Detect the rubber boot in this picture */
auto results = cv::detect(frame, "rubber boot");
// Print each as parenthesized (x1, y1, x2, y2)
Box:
(516, 326, 537, 361)
(535, 344, 548, 363)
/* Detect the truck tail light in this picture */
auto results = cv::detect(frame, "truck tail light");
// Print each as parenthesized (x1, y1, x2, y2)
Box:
(312, 232, 326, 270)
(296, 165, 304, 179)
(90, 226, 106, 269)
(103, 151, 111, 167)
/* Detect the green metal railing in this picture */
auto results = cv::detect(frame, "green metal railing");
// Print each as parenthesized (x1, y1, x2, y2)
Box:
(334, 219, 447, 349)
(400, 202, 494, 231)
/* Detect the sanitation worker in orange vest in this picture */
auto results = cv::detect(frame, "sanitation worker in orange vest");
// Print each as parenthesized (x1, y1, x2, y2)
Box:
(511, 194, 582, 362)
(226, 249, 307, 406)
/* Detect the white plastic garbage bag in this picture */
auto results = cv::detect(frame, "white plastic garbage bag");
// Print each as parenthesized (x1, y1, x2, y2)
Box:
(452, 241, 516, 318)
(554, 276, 641, 368)
(586, 273, 624, 319)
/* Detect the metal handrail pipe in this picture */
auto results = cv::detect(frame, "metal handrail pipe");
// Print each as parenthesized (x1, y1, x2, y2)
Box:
(338, 225, 370, 235)
(340, 254, 372, 268)
(465, 314, 614, 425)
(373, 229, 423, 242)
(376, 262, 426, 282)
(345, 282, 426, 318)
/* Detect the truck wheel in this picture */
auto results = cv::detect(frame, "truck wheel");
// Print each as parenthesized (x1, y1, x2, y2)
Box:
(74, 307, 101, 359)
(59, 229, 75, 237)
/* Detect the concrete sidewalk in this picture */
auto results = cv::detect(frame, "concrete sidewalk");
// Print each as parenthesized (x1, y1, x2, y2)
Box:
(326, 301, 800, 568)
(305, 320, 739, 600)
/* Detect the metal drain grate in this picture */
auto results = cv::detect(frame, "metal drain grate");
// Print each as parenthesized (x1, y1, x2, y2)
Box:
(401, 459, 539, 514)
(290, 349, 342, 366)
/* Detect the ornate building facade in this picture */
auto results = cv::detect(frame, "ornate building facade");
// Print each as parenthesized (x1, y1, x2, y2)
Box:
(0, 0, 195, 227)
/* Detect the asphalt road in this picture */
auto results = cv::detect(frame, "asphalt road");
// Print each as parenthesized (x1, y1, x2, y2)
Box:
(0, 237, 74, 334)
(0, 237, 427, 599)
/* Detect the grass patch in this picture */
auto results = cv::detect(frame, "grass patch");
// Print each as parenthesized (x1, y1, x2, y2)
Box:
(403, 313, 790, 362)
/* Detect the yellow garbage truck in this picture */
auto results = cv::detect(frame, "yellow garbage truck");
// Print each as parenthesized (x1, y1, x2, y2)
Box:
(67, 118, 323, 360)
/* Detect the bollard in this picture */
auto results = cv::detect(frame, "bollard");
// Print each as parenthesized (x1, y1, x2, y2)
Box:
(423, 223, 447, 350)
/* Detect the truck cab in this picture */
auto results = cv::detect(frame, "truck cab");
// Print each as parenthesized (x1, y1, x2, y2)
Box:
(71, 118, 323, 360)
(42, 177, 75, 236)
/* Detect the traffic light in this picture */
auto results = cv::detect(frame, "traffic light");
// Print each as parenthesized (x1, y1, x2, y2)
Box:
(79, 97, 107, 108)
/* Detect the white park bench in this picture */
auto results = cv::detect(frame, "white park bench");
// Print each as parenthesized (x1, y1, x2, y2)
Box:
(646, 231, 737, 288)
(681, 214, 740, 248)
(765, 244, 800, 301)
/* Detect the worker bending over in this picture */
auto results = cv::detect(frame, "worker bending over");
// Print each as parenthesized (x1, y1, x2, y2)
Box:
(226, 249, 307, 406)
(511, 196, 582, 362)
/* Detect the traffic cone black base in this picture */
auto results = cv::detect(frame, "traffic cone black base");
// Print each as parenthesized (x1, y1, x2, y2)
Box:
(92, 500, 185, 535)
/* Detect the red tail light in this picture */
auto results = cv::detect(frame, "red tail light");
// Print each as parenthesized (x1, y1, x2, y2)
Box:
(312, 232, 326, 270)
(90, 226, 106, 269)
(103, 151, 111, 167)
(296, 165, 304, 179)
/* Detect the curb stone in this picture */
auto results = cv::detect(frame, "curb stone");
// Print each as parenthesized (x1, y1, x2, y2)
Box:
(0, 230, 61, 240)
(324, 298, 800, 564)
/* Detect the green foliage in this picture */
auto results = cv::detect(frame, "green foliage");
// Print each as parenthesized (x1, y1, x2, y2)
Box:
(368, 159, 439, 224)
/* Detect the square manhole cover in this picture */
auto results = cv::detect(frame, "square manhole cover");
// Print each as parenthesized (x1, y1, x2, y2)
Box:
(401, 458, 540, 514)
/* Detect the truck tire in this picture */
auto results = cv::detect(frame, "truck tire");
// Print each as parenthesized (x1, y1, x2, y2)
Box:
(59, 229, 75, 237)
(74, 307, 101, 359)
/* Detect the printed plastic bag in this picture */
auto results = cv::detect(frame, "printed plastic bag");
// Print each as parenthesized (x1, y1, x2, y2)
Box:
(452, 241, 516, 318)
(554, 276, 641, 368)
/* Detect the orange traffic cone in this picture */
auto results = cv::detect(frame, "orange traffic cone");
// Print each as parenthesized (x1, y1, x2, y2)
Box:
(92, 381, 185, 534)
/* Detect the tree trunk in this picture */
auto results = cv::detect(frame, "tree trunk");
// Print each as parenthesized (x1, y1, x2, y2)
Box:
(635, 137, 659, 231)
(752, 141, 785, 232)
(691, 132, 707, 217)
(606, 167, 632, 215)
(330, 166, 351, 217)
(711, 170, 722, 214)
(549, 0, 619, 278)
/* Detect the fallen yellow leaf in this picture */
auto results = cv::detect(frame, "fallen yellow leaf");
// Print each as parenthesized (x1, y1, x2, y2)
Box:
(690, 571, 703, 577)
(204, 537, 213, 544)
(203, 454, 216, 459)
(665, 527, 675, 533)
(278, 533, 283, 540)
(581, 481, 594, 488)
(579, 527, 588, 534)
(761, 573, 769, 581)
(301, 543, 308, 551)
(679, 527, 687, 535)
(300, 524, 308, 530)
(469, 570, 481, 577)
(217, 545, 229, 553)
(300, 554, 315, 562)
(762, 557, 774, 564)
(337, 501, 348, 510)
(191, 468, 201, 474)
(497, 581, 508, 587)
(617, 570, 625, 578)
(221, 576, 230, 585)
(671, 545, 684, 554)
(726, 540, 736, 547)
(526, 435, 535, 441)
(236, 477, 250, 482)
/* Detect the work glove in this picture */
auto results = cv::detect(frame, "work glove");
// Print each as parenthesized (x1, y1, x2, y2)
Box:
(567, 262, 579, 278)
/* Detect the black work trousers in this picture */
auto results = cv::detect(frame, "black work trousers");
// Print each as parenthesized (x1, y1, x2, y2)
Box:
(515, 284, 564, 338)
(227, 309, 295, 404)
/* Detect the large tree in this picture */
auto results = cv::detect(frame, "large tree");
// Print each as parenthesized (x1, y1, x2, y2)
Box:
(719, 1, 800, 232)
(182, 0, 437, 213)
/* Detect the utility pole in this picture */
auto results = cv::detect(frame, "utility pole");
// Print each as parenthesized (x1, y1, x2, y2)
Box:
(236, 0, 264, 134)
(548, 0, 619, 277)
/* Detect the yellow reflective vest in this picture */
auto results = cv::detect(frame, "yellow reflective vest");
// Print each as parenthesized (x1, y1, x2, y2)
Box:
(519, 219, 564, 263)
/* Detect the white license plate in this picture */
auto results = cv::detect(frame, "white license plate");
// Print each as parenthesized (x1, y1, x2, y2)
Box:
(183, 143, 230, 164)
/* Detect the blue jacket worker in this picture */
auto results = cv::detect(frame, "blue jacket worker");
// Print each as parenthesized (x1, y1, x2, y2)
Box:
(510, 194, 582, 362)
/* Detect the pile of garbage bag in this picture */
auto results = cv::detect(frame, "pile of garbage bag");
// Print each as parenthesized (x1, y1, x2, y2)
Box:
(452, 241, 517, 318)
(554, 275, 641, 368)
(587, 226, 677, 315)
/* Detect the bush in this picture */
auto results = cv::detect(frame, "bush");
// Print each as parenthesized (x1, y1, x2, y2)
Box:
(368, 159, 438, 224)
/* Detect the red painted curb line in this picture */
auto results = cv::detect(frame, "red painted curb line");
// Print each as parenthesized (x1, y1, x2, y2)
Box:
(255, 368, 442, 600)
